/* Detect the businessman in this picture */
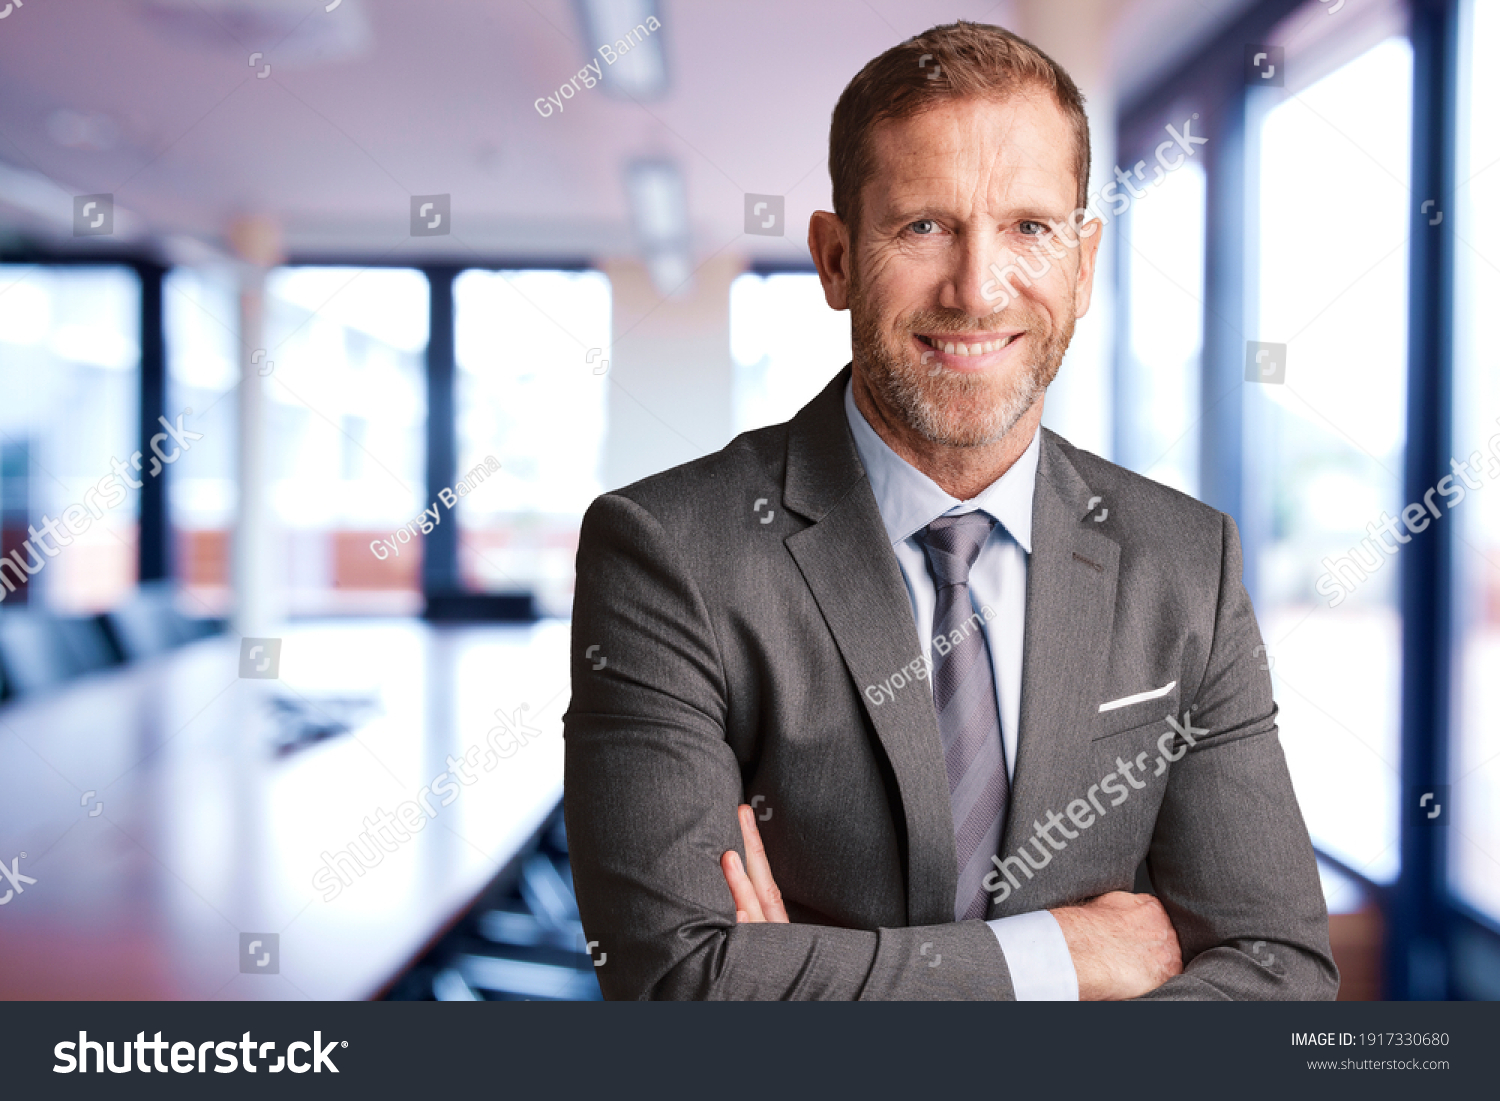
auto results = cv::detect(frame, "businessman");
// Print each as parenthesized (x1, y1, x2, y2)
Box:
(563, 21, 1337, 1000)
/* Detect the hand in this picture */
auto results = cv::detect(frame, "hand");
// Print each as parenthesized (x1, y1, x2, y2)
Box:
(720, 803, 789, 923)
(1050, 891, 1182, 1000)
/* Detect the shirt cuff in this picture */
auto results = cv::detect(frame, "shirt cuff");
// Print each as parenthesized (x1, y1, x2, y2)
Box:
(986, 910, 1079, 1001)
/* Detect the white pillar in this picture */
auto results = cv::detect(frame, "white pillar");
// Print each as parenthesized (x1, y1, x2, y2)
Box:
(600, 254, 742, 490)
(228, 217, 283, 637)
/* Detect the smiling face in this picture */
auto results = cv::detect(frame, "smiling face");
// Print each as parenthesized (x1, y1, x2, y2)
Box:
(841, 92, 1100, 450)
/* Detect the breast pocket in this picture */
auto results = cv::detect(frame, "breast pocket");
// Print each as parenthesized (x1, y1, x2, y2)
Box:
(1091, 680, 1180, 742)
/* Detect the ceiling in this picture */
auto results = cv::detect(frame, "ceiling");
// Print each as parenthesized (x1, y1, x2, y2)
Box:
(0, 0, 1258, 267)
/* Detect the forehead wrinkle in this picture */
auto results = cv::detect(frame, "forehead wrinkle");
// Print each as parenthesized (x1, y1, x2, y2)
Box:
(968, 98, 1073, 210)
(871, 95, 1077, 225)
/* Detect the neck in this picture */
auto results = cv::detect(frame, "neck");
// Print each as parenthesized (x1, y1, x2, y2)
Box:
(851, 368, 1043, 501)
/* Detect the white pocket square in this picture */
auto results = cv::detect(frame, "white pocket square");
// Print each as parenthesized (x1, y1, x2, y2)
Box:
(1098, 680, 1177, 713)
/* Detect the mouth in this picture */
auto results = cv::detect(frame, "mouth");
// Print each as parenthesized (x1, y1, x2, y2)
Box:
(913, 331, 1023, 373)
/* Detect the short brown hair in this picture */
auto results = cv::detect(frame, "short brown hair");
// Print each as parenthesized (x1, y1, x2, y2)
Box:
(829, 21, 1091, 238)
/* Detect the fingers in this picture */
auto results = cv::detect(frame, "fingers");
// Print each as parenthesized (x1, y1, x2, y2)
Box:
(1134, 894, 1183, 981)
(1058, 891, 1184, 999)
(720, 849, 765, 922)
(738, 804, 789, 923)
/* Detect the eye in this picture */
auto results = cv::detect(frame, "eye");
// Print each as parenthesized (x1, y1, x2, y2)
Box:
(1018, 220, 1051, 237)
(908, 219, 940, 235)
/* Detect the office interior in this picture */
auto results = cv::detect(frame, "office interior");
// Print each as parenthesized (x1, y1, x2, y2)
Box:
(0, 0, 1494, 1002)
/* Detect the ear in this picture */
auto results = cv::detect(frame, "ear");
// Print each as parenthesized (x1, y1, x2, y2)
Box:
(808, 210, 853, 311)
(1070, 218, 1104, 319)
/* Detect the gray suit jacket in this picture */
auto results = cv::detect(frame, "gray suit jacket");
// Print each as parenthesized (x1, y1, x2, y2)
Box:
(563, 366, 1338, 1000)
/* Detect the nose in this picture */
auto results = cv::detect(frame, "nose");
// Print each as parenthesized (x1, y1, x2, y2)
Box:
(942, 230, 1012, 320)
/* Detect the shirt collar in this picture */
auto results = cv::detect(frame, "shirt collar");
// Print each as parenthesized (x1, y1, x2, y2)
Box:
(843, 378, 1039, 553)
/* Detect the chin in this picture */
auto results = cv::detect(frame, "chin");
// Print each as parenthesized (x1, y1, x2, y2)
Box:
(909, 376, 1041, 449)
(867, 342, 1057, 450)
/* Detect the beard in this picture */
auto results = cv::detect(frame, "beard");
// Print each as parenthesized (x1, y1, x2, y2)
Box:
(849, 275, 1075, 450)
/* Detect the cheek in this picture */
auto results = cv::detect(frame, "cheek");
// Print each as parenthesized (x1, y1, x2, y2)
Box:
(854, 244, 906, 293)
(1033, 253, 1084, 310)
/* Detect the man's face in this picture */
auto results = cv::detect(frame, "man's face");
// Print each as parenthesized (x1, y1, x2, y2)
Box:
(845, 92, 1100, 449)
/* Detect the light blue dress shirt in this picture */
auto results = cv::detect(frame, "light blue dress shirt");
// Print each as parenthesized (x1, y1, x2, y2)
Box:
(844, 381, 1079, 1001)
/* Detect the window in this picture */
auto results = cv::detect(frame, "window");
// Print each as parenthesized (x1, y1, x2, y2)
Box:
(1118, 159, 1206, 496)
(263, 267, 429, 615)
(1450, 0, 1500, 922)
(730, 272, 850, 434)
(1248, 34, 1413, 883)
(0, 264, 140, 613)
(453, 269, 610, 616)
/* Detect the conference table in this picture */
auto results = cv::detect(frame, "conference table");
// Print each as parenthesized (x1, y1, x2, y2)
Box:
(0, 618, 570, 1000)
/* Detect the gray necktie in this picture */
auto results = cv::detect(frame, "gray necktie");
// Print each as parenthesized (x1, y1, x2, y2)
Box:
(919, 512, 1009, 921)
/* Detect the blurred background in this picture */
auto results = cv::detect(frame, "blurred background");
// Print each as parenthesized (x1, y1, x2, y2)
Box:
(0, 0, 1493, 1002)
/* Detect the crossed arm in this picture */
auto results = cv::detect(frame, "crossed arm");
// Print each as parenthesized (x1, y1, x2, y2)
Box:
(721, 804, 1185, 1000)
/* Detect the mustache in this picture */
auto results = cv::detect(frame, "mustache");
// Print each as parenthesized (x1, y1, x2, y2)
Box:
(900, 310, 1031, 335)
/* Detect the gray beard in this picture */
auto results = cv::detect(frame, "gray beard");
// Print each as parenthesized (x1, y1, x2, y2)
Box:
(849, 289, 1073, 450)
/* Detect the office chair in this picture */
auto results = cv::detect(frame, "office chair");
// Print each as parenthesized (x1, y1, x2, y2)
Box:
(0, 611, 115, 698)
(386, 808, 603, 1001)
(101, 580, 220, 660)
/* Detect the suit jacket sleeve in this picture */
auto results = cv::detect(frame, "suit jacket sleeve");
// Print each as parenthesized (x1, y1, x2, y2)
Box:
(1134, 512, 1339, 1000)
(564, 492, 1016, 1000)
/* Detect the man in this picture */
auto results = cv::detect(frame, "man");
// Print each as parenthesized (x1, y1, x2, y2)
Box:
(563, 21, 1337, 1000)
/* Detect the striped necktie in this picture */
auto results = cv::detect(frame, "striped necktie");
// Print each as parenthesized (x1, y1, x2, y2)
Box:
(919, 512, 1009, 921)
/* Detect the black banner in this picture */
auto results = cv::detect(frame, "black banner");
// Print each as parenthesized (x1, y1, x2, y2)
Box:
(2, 1000, 1492, 1098)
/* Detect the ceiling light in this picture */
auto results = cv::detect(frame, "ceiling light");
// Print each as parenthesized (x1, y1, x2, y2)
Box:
(577, 0, 668, 99)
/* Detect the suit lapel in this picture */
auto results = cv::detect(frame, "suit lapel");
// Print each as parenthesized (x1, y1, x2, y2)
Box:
(782, 368, 957, 928)
(1002, 431, 1119, 873)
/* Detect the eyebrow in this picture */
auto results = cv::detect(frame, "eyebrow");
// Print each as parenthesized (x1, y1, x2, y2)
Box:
(877, 203, 1074, 228)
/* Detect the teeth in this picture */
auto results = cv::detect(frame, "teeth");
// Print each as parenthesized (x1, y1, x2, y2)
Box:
(927, 335, 1015, 356)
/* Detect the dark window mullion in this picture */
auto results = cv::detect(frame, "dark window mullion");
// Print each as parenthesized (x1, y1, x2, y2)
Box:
(1393, 0, 1462, 1001)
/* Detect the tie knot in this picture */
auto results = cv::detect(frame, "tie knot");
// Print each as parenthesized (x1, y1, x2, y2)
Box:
(919, 512, 995, 588)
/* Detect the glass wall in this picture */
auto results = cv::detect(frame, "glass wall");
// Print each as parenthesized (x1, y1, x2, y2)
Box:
(1248, 34, 1413, 883)
(263, 266, 429, 616)
(0, 264, 140, 613)
(453, 269, 610, 616)
(1451, 0, 1500, 924)
(1118, 161, 1205, 496)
